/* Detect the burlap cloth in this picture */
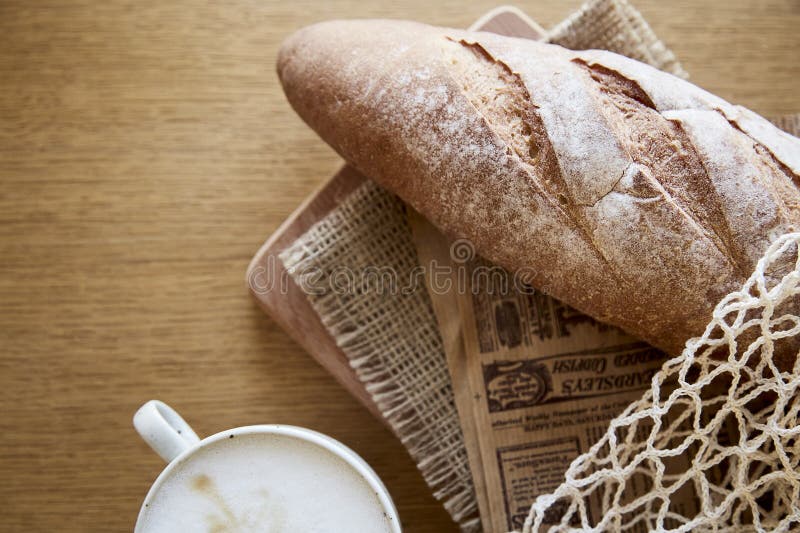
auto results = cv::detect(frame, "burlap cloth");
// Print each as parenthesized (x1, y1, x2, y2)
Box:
(279, 1, 798, 531)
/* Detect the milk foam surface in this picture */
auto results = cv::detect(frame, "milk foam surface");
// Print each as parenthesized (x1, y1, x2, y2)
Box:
(137, 432, 394, 532)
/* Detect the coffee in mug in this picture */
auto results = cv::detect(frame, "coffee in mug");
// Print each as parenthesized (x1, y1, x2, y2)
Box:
(134, 401, 400, 532)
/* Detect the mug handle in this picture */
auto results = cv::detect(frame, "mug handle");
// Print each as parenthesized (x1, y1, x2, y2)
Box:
(134, 400, 201, 463)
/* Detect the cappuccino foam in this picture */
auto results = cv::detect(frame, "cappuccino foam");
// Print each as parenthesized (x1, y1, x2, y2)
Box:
(136, 431, 396, 532)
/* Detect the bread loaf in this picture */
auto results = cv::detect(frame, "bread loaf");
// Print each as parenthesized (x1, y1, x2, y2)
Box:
(277, 20, 800, 357)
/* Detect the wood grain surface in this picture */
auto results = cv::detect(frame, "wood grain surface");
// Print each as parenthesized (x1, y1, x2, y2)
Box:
(0, 1, 797, 532)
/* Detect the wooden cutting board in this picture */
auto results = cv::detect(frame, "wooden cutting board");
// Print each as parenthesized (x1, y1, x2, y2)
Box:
(246, 7, 545, 425)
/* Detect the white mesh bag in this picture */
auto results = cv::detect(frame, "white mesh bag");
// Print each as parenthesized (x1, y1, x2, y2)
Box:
(525, 232, 800, 533)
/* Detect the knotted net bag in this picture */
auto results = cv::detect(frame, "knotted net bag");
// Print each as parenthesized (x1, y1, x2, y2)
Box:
(525, 233, 800, 532)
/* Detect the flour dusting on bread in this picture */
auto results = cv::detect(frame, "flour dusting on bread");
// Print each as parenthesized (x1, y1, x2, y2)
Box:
(277, 19, 800, 355)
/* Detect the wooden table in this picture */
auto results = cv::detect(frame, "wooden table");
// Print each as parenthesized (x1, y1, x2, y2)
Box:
(0, 1, 796, 531)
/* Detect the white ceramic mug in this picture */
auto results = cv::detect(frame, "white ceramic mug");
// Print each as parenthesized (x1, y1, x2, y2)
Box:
(133, 400, 401, 532)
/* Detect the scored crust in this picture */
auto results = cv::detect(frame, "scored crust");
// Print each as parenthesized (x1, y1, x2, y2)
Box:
(277, 20, 800, 356)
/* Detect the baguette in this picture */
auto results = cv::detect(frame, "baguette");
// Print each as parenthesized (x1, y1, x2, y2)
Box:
(277, 20, 800, 357)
